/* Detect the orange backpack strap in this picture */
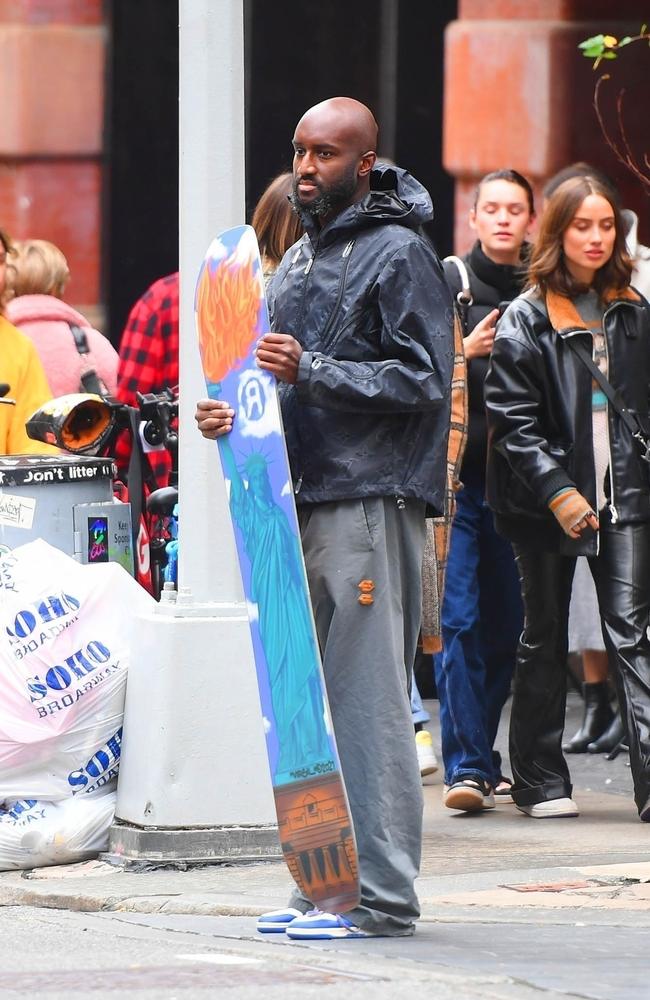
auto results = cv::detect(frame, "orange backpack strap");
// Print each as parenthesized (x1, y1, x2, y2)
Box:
(420, 309, 468, 653)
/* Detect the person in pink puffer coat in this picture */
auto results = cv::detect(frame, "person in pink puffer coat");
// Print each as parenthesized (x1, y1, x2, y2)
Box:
(5, 239, 118, 399)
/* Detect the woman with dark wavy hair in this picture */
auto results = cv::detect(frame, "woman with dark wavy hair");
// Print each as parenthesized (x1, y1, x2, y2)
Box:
(484, 175, 650, 821)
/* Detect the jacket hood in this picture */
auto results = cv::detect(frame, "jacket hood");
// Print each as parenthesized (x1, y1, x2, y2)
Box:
(362, 162, 434, 227)
(300, 163, 434, 243)
(6, 294, 91, 328)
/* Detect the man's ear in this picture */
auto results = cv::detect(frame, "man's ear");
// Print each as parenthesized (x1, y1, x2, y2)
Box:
(358, 151, 376, 178)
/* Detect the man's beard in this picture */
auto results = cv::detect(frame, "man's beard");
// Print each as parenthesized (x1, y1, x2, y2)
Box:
(290, 166, 358, 219)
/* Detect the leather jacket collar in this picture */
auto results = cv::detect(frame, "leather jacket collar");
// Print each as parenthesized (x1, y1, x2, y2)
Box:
(545, 286, 642, 334)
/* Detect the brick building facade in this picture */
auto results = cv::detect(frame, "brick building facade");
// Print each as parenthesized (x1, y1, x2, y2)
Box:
(0, 1, 104, 314)
(0, 1, 646, 336)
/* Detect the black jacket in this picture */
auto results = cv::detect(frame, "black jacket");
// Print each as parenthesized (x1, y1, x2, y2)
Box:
(484, 286, 650, 555)
(267, 164, 454, 514)
(443, 242, 525, 486)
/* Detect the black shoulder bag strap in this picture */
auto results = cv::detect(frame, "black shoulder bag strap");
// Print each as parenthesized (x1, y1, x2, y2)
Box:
(565, 335, 650, 465)
(68, 322, 107, 397)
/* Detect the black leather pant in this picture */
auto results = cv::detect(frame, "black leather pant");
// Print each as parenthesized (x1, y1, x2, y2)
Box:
(511, 519, 650, 815)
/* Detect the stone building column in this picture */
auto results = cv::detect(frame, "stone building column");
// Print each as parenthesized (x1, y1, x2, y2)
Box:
(444, 0, 647, 252)
(0, 1, 105, 315)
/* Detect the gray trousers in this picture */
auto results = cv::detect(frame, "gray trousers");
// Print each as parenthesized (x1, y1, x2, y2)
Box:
(290, 496, 425, 935)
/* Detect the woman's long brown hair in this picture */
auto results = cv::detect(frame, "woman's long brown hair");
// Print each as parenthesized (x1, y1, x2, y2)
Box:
(251, 172, 303, 270)
(527, 175, 632, 298)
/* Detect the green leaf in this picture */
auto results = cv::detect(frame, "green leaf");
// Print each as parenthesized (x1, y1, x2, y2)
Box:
(579, 34, 605, 49)
(580, 45, 605, 58)
(581, 35, 605, 45)
(618, 36, 633, 47)
(602, 51, 618, 59)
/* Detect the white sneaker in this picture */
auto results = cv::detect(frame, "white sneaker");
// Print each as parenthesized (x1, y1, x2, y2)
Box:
(415, 730, 438, 776)
(516, 797, 579, 818)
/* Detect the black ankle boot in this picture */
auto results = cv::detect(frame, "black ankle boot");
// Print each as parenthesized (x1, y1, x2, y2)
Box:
(587, 709, 626, 754)
(563, 682, 614, 753)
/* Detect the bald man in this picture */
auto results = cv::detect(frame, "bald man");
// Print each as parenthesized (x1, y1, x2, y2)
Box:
(196, 97, 454, 939)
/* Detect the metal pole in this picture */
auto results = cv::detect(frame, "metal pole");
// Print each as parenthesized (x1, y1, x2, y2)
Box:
(177, 0, 248, 605)
(109, 0, 278, 865)
(378, 0, 399, 160)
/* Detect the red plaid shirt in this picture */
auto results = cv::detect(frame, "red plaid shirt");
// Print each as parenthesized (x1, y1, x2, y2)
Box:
(114, 272, 179, 488)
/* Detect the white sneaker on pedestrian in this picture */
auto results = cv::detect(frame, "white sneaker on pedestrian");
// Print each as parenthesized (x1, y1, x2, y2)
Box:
(415, 730, 438, 776)
(516, 797, 579, 818)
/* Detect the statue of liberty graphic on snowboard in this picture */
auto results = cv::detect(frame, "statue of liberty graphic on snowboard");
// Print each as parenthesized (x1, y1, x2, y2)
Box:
(196, 226, 359, 912)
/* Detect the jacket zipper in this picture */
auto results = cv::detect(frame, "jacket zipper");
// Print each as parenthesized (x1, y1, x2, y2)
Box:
(318, 240, 356, 352)
(293, 240, 354, 496)
(602, 304, 618, 524)
(565, 327, 603, 548)
(294, 236, 319, 337)
(291, 237, 320, 495)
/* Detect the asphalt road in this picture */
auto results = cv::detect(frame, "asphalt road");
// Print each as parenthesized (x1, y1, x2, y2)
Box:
(0, 903, 642, 1000)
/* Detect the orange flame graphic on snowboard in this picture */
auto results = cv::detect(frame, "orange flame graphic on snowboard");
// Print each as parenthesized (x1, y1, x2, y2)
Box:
(196, 251, 262, 385)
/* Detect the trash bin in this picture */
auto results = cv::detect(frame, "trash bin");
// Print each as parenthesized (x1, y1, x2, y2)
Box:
(0, 455, 133, 574)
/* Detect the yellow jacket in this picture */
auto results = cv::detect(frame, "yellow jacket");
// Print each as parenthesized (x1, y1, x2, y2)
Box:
(0, 314, 58, 455)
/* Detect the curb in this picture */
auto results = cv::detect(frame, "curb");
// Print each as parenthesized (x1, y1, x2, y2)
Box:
(0, 883, 266, 917)
(2, 860, 650, 925)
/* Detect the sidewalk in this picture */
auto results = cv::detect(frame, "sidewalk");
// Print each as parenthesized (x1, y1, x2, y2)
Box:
(1, 694, 648, 927)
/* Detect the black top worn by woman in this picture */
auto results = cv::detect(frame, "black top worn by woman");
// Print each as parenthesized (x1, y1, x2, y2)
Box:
(443, 241, 525, 487)
(485, 286, 650, 555)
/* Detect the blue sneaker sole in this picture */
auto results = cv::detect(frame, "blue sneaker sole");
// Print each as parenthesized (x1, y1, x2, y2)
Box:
(286, 928, 369, 940)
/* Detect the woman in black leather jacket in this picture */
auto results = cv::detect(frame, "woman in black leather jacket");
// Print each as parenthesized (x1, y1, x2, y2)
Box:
(485, 175, 650, 822)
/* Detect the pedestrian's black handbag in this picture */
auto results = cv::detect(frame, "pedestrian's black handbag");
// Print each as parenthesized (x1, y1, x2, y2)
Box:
(566, 336, 650, 465)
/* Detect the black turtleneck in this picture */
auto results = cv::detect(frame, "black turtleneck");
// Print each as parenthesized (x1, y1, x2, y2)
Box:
(442, 240, 528, 487)
(467, 240, 526, 302)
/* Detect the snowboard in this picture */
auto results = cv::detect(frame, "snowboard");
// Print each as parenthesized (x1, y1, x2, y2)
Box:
(195, 225, 360, 913)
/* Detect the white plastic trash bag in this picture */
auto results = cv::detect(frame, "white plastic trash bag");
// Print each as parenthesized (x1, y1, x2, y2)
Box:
(0, 539, 154, 802)
(0, 539, 156, 870)
(0, 790, 117, 870)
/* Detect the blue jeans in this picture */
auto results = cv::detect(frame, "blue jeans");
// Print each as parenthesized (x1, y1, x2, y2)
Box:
(410, 676, 430, 725)
(434, 484, 523, 787)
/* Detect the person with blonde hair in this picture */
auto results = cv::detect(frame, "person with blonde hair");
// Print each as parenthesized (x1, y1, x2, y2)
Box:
(6, 238, 118, 399)
(8, 237, 70, 298)
(0, 228, 56, 455)
(485, 175, 650, 821)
